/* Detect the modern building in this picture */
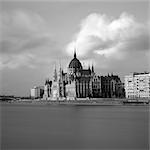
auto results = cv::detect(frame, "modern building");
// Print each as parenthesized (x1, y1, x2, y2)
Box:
(31, 86, 44, 98)
(124, 72, 150, 98)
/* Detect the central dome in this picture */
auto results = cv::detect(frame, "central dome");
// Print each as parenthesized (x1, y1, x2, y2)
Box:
(68, 51, 82, 69)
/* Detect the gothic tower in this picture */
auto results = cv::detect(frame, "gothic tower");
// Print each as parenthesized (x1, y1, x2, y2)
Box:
(53, 64, 57, 82)
(51, 64, 59, 99)
(58, 65, 63, 97)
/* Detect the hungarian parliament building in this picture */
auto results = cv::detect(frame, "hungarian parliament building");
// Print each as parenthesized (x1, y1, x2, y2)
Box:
(43, 51, 125, 100)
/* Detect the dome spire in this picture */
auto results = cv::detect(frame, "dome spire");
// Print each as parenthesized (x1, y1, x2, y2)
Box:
(74, 47, 76, 58)
(68, 46, 82, 70)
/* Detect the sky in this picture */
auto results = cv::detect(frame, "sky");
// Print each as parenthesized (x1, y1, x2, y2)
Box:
(0, 0, 150, 96)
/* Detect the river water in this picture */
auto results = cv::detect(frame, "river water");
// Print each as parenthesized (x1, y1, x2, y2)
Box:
(1, 103, 149, 150)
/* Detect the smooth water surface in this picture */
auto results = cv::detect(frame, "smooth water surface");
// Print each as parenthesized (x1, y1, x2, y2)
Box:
(1, 103, 149, 150)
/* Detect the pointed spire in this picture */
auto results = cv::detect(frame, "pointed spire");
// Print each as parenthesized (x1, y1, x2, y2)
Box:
(74, 47, 76, 58)
(92, 63, 94, 73)
(45, 78, 49, 85)
(59, 59, 61, 69)
(45, 79, 47, 85)
(53, 63, 57, 82)
(88, 65, 91, 74)
(111, 72, 113, 76)
(59, 62, 62, 76)
(88, 64, 91, 70)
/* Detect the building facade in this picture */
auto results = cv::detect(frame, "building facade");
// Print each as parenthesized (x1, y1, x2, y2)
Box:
(43, 51, 125, 100)
(43, 80, 52, 99)
(101, 74, 125, 98)
(66, 51, 95, 99)
(31, 86, 44, 98)
(124, 72, 150, 98)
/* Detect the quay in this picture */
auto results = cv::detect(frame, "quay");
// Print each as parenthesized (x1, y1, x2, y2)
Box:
(1, 97, 149, 106)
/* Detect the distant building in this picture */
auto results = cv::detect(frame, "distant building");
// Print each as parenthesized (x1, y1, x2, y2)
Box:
(124, 72, 150, 98)
(31, 86, 44, 98)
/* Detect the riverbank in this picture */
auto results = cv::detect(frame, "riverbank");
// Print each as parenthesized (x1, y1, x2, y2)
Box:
(1, 98, 149, 106)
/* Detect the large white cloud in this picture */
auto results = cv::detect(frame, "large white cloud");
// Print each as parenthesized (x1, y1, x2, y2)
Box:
(66, 12, 149, 59)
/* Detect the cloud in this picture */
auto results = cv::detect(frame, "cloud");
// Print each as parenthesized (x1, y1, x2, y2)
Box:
(0, 53, 35, 69)
(1, 10, 47, 36)
(66, 12, 149, 56)
(0, 10, 63, 70)
(66, 12, 149, 72)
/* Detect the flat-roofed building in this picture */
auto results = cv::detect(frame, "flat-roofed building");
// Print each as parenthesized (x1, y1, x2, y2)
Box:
(31, 86, 44, 98)
(124, 72, 150, 98)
